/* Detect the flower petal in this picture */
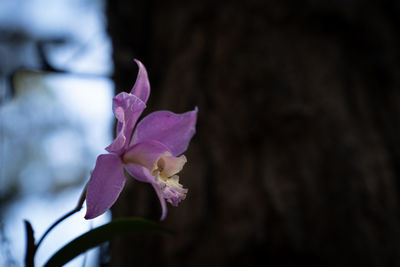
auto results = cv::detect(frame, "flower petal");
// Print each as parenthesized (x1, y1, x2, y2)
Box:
(105, 92, 146, 154)
(85, 154, 126, 219)
(131, 59, 150, 103)
(124, 162, 168, 221)
(131, 107, 198, 156)
(152, 183, 168, 221)
(124, 162, 156, 183)
(123, 140, 172, 173)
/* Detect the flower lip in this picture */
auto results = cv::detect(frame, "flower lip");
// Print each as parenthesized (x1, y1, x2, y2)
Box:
(155, 154, 187, 179)
(156, 175, 188, 206)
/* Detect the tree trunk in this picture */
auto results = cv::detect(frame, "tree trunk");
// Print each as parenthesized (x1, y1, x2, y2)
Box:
(106, 1, 400, 266)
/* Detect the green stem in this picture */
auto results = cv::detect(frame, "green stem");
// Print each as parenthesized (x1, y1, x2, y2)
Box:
(34, 209, 79, 250)
(33, 183, 87, 259)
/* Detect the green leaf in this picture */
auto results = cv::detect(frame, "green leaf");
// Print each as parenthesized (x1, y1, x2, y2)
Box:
(44, 217, 170, 267)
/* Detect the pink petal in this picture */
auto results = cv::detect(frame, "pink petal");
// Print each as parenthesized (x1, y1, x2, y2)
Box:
(85, 154, 126, 219)
(124, 162, 168, 221)
(152, 183, 168, 221)
(123, 140, 171, 173)
(124, 162, 156, 183)
(131, 107, 198, 156)
(105, 92, 146, 154)
(131, 59, 150, 103)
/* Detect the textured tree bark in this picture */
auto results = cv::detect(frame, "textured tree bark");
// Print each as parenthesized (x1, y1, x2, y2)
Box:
(107, 1, 400, 266)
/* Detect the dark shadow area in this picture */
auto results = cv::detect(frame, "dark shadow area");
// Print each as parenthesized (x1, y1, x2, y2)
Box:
(108, 0, 400, 266)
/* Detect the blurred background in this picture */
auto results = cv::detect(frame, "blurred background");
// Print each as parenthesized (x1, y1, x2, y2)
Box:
(0, 0, 112, 266)
(2, 0, 400, 267)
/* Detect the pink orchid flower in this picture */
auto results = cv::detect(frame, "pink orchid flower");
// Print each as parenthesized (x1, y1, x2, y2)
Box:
(85, 59, 197, 220)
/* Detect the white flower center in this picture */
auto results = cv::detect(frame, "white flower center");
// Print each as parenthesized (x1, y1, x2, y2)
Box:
(152, 154, 188, 206)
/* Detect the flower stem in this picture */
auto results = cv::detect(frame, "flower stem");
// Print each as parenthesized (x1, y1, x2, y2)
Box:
(33, 183, 87, 255)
